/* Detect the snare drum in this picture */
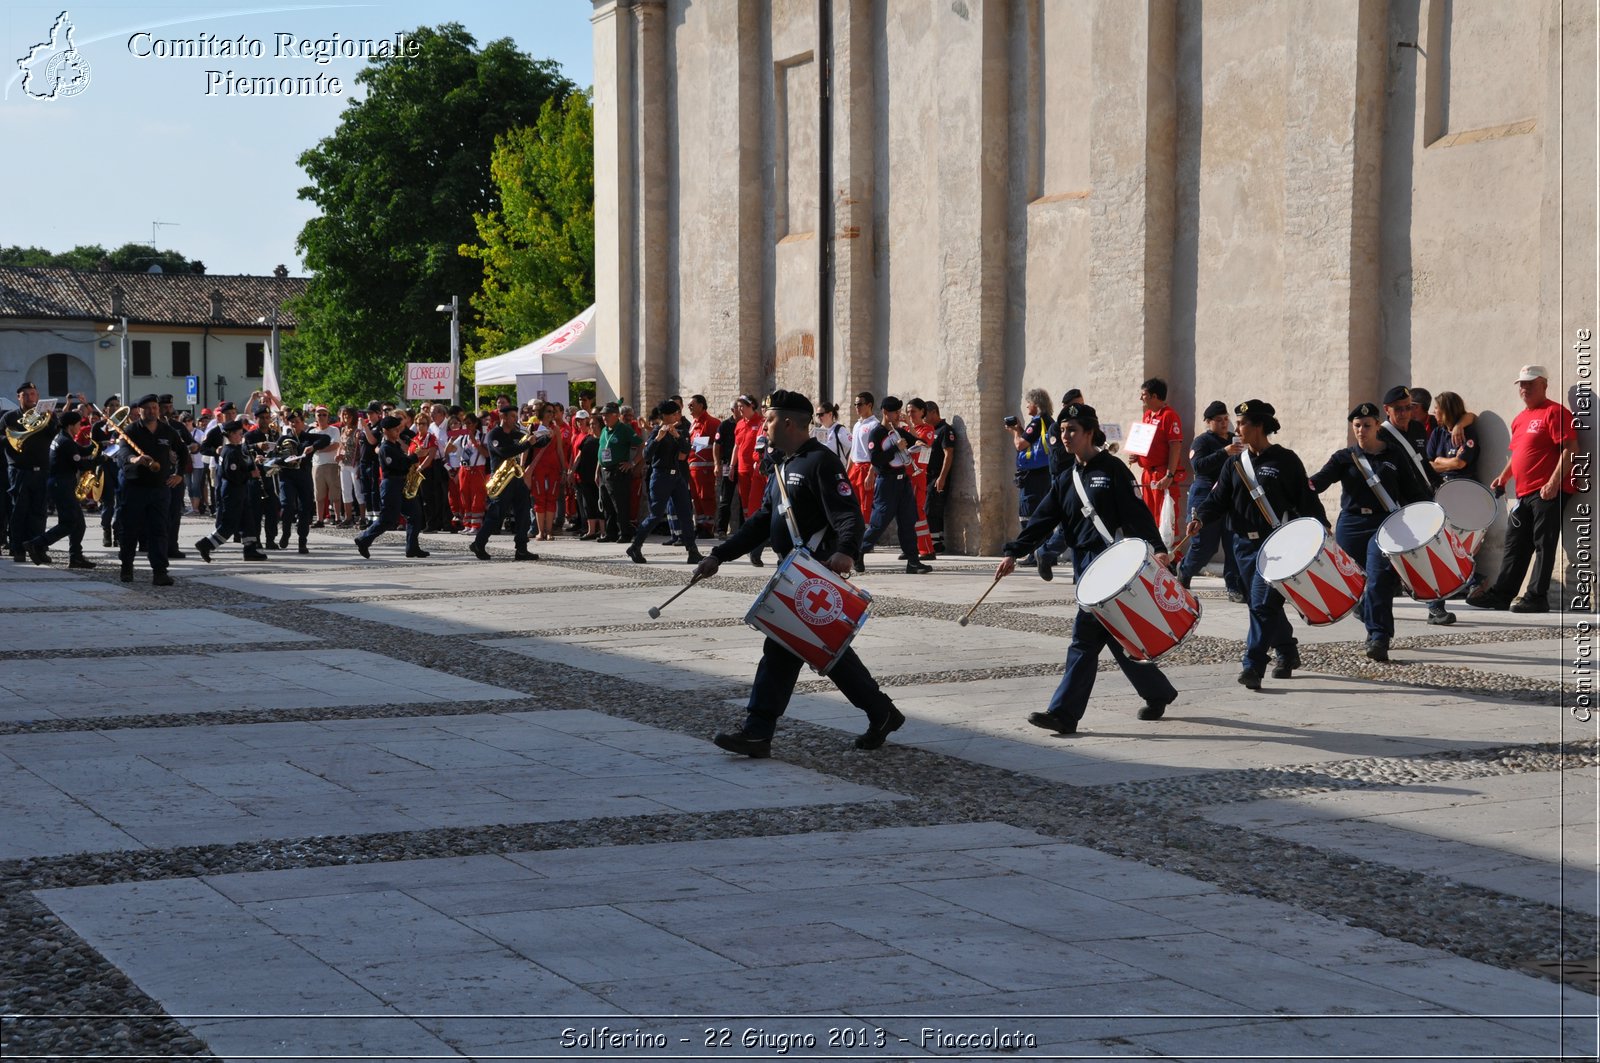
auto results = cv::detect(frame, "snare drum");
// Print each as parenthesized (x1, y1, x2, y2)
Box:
(1435, 479, 1496, 555)
(745, 549, 873, 674)
(1376, 501, 1473, 601)
(1075, 538, 1202, 662)
(1259, 517, 1366, 626)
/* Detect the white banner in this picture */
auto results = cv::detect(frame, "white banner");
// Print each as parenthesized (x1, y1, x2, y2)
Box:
(406, 362, 456, 401)
(516, 372, 568, 409)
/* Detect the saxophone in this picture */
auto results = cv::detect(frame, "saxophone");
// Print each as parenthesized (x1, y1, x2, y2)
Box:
(74, 440, 104, 503)
(404, 461, 424, 500)
(485, 455, 521, 499)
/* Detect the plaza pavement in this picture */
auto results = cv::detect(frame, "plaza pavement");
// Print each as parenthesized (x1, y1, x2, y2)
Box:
(0, 523, 1595, 1062)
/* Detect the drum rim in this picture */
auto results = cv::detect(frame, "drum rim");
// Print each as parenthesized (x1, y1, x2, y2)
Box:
(1075, 537, 1153, 607)
(1259, 516, 1337, 584)
(1436, 478, 1497, 531)
(1376, 499, 1447, 553)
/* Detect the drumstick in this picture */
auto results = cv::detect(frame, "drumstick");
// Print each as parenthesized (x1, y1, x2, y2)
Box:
(957, 575, 1004, 627)
(1167, 529, 1196, 561)
(646, 575, 701, 619)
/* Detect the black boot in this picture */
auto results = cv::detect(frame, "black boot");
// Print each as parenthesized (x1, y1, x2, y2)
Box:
(279, 528, 291, 550)
(68, 552, 96, 569)
(102, 529, 113, 547)
(242, 543, 270, 561)
(298, 536, 309, 555)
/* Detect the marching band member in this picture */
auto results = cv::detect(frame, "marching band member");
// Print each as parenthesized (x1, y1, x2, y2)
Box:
(25, 408, 96, 568)
(354, 415, 431, 559)
(3, 382, 54, 562)
(1187, 400, 1328, 690)
(194, 419, 269, 562)
(698, 389, 907, 757)
(469, 412, 540, 562)
(1176, 400, 1245, 600)
(117, 394, 179, 585)
(244, 402, 283, 550)
(1309, 403, 1433, 662)
(995, 402, 1177, 734)
(628, 400, 703, 565)
(1380, 385, 1457, 625)
(158, 395, 194, 559)
(92, 395, 122, 547)
(275, 408, 327, 554)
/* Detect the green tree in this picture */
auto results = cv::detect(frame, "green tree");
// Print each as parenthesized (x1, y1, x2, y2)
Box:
(460, 91, 595, 375)
(289, 23, 573, 406)
(0, 242, 203, 273)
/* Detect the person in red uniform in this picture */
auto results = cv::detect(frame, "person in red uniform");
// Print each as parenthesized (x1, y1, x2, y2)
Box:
(847, 391, 878, 524)
(905, 398, 937, 561)
(1129, 377, 1185, 543)
(686, 394, 718, 539)
(525, 405, 568, 541)
(731, 394, 767, 566)
(1467, 364, 1578, 613)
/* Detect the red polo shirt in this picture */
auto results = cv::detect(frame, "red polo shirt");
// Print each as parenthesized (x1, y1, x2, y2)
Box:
(1136, 405, 1184, 474)
(1509, 398, 1575, 494)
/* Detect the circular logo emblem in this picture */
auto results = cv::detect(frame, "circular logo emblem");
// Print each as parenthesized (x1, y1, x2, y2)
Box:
(1447, 530, 1471, 560)
(1332, 546, 1362, 578)
(44, 50, 91, 98)
(1152, 577, 1187, 614)
(794, 577, 844, 627)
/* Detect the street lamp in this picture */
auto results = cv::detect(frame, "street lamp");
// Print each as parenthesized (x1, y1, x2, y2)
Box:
(435, 297, 459, 405)
(256, 309, 281, 399)
(104, 318, 129, 402)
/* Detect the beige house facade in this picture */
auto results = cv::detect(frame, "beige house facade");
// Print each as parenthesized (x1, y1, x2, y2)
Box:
(592, 0, 1596, 556)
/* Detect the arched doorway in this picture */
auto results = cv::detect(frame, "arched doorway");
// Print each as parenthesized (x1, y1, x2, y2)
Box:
(26, 353, 95, 400)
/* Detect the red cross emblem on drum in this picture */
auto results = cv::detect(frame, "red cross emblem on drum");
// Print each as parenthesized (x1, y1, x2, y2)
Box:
(1152, 575, 1188, 615)
(795, 577, 845, 626)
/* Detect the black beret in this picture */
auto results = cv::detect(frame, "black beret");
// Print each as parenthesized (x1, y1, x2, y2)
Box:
(763, 389, 814, 418)
(366, 400, 383, 412)
(1349, 402, 1380, 421)
(221, 419, 245, 435)
(16, 381, 35, 393)
(1062, 402, 1099, 426)
(1062, 389, 1083, 407)
(134, 393, 160, 407)
(1234, 399, 1275, 420)
(1203, 400, 1228, 420)
(379, 415, 402, 430)
(218, 401, 236, 412)
(1381, 385, 1412, 406)
(157, 394, 173, 404)
(252, 403, 270, 415)
(59, 410, 82, 429)
(880, 395, 903, 412)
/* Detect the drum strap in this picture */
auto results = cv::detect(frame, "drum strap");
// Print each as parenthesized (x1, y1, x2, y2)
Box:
(1350, 447, 1399, 513)
(772, 461, 825, 552)
(1236, 450, 1281, 527)
(1382, 421, 1431, 483)
(1070, 466, 1117, 547)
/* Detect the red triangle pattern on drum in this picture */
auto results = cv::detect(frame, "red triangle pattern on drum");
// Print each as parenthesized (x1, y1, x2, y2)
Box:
(1308, 569, 1356, 618)
(1399, 555, 1436, 599)
(1427, 545, 1469, 598)
(1283, 583, 1331, 625)
(1114, 598, 1171, 661)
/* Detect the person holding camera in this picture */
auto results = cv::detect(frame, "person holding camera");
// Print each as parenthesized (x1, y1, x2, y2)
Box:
(1008, 388, 1055, 577)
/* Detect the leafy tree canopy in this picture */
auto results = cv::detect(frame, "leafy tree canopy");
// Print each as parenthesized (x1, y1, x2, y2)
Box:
(0, 243, 205, 273)
(288, 22, 573, 407)
(460, 90, 595, 377)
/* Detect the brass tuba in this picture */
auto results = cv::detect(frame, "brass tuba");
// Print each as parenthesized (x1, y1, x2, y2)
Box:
(6, 406, 53, 452)
(75, 440, 104, 503)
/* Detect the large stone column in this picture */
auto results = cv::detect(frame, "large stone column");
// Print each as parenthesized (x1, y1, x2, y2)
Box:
(590, 0, 635, 403)
(1083, 0, 1177, 428)
(633, 0, 670, 406)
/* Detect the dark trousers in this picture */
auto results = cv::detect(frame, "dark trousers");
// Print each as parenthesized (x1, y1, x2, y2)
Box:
(601, 468, 635, 539)
(863, 470, 918, 558)
(8, 466, 46, 555)
(577, 480, 600, 523)
(206, 482, 249, 543)
(166, 471, 186, 553)
(36, 477, 85, 553)
(632, 469, 697, 553)
(253, 482, 280, 543)
(1045, 607, 1178, 724)
(99, 458, 118, 531)
(278, 471, 314, 539)
(118, 483, 170, 573)
(740, 637, 897, 739)
(360, 462, 380, 513)
(1492, 492, 1567, 601)
(1337, 514, 1398, 643)
(717, 472, 738, 535)
(356, 481, 421, 553)
(0, 466, 9, 548)
(475, 480, 530, 550)
(927, 482, 948, 547)
(1234, 533, 1297, 672)
(423, 464, 450, 531)
(1177, 481, 1242, 591)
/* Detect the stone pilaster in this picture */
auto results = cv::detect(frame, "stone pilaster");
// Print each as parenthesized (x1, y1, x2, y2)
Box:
(590, 0, 634, 403)
(829, 0, 875, 408)
(633, 0, 670, 407)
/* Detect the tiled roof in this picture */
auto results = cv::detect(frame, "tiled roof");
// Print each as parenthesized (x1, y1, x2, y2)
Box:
(0, 266, 308, 328)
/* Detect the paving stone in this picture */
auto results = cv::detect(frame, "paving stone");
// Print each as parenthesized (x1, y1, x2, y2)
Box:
(316, 585, 749, 634)
(0, 579, 137, 608)
(0, 608, 314, 652)
(192, 561, 640, 601)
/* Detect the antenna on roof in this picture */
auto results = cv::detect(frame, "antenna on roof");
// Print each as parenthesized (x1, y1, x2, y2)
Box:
(152, 220, 179, 245)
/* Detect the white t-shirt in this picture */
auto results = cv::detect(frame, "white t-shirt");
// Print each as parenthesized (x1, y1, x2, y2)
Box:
(309, 425, 339, 466)
(850, 415, 879, 463)
(814, 422, 850, 463)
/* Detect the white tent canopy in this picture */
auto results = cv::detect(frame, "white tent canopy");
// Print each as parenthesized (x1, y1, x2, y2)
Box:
(472, 305, 598, 386)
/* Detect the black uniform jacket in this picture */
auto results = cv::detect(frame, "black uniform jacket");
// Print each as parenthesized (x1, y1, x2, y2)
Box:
(711, 439, 863, 561)
(1189, 430, 1233, 485)
(1381, 420, 1438, 494)
(486, 425, 540, 469)
(48, 429, 94, 481)
(378, 439, 415, 484)
(2, 408, 55, 470)
(1194, 443, 1328, 538)
(1308, 444, 1431, 520)
(642, 421, 691, 474)
(121, 419, 176, 486)
(1003, 449, 1164, 567)
(216, 442, 255, 488)
(868, 422, 915, 473)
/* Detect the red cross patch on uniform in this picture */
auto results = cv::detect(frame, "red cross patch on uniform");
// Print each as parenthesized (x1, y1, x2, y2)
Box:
(837, 479, 853, 496)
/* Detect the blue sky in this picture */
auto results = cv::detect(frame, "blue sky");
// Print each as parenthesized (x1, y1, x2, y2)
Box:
(1, 1, 595, 276)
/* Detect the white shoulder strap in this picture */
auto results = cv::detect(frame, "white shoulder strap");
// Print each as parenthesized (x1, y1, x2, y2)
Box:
(1350, 447, 1399, 513)
(1070, 464, 1117, 547)
(1382, 421, 1430, 481)
(1237, 449, 1282, 526)
(772, 459, 825, 551)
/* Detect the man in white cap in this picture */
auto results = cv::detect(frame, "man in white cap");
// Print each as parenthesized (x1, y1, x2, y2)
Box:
(1467, 365, 1577, 613)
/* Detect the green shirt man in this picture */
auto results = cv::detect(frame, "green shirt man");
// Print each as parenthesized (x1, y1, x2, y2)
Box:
(598, 407, 642, 471)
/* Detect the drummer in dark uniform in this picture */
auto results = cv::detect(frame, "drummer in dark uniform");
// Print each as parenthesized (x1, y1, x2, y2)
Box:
(994, 403, 1178, 734)
(1380, 385, 1457, 626)
(117, 394, 178, 586)
(1187, 400, 1328, 690)
(696, 389, 907, 757)
(1309, 403, 1433, 663)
